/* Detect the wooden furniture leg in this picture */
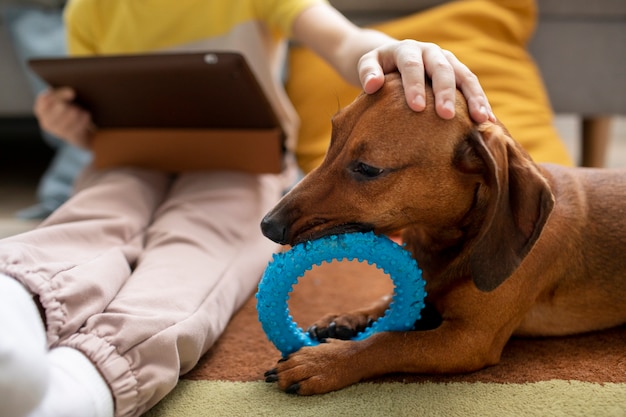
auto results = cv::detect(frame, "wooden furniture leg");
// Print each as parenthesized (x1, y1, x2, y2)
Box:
(581, 117, 612, 168)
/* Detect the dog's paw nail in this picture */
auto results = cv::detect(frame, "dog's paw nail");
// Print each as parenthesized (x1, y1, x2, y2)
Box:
(335, 326, 355, 340)
(265, 374, 279, 383)
(307, 325, 318, 338)
(327, 322, 337, 338)
(286, 383, 300, 394)
(264, 368, 279, 383)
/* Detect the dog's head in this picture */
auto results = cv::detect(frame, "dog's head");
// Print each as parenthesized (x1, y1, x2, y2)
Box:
(262, 72, 554, 291)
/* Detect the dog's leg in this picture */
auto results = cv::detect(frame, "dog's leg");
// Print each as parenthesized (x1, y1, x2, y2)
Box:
(266, 277, 529, 395)
(307, 294, 392, 340)
(266, 317, 510, 395)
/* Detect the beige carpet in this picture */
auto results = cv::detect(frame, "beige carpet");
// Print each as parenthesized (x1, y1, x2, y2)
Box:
(145, 260, 626, 417)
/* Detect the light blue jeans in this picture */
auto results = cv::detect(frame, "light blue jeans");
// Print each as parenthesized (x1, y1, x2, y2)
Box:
(3, 5, 91, 219)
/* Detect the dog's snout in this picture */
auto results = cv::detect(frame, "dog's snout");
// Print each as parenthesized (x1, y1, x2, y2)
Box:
(260, 214, 288, 245)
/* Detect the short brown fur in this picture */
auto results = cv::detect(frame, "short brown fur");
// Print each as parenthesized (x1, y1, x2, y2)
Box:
(261, 73, 626, 395)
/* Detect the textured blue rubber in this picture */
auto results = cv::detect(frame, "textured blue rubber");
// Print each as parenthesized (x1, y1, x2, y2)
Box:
(256, 231, 426, 357)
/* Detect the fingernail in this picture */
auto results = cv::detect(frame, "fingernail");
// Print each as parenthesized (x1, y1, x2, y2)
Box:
(478, 106, 495, 121)
(364, 73, 377, 85)
(434, 100, 455, 119)
(413, 94, 426, 109)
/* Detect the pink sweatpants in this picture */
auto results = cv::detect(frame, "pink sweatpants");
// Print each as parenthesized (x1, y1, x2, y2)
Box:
(0, 166, 289, 416)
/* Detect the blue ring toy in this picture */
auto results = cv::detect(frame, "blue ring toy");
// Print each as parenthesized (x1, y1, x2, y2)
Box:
(256, 231, 426, 357)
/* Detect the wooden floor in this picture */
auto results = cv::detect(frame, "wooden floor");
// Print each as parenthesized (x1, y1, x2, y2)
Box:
(1, 115, 625, 239)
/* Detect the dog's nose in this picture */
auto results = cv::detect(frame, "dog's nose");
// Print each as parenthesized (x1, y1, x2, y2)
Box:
(260, 215, 288, 245)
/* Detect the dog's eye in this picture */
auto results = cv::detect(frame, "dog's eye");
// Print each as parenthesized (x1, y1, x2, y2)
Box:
(352, 162, 384, 178)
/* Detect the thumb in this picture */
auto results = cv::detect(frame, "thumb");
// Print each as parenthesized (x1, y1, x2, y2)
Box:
(54, 86, 77, 102)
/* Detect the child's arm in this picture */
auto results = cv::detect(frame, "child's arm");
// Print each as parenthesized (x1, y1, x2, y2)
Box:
(291, 3, 494, 123)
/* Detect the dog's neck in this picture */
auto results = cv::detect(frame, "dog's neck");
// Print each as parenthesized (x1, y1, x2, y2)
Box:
(403, 227, 466, 273)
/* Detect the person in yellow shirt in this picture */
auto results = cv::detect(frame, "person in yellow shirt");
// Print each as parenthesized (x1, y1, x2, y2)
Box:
(0, 1, 493, 417)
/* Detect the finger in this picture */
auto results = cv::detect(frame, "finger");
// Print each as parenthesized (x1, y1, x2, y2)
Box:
(54, 87, 95, 147)
(33, 89, 58, 118)
(34, 87, 73, 125)
(442, 50, 496, 123)
(41, 99, 93, 148)
(53, 86, 77, 102)
(357, 51, 386, 95)
(391, 40, 428, 112)
(421, 45, 457, 119)
(62, 111, 94, 148)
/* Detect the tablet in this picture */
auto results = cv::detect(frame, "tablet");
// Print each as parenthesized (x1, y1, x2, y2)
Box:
(28, 51, 286, 173)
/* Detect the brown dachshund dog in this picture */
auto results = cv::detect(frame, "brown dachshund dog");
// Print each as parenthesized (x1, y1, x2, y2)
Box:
(260, 72, 626, 395)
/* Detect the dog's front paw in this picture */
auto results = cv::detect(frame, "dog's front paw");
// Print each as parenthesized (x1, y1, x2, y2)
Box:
(264, 339, 363, 395)
(307, 313, 374, 341)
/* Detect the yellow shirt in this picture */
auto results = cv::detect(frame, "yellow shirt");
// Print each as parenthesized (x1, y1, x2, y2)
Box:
(63, 0, 326, 154)
(64, 0, 321, 55)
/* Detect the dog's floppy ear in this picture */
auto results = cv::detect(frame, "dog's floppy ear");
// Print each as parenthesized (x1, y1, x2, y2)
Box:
(461, 123, 555, 292)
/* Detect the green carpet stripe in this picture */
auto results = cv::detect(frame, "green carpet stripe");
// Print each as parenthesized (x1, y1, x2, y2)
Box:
(145, 380, 626, 417)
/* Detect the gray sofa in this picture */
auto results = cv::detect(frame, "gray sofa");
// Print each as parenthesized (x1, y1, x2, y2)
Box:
(1, 0, 625, 166)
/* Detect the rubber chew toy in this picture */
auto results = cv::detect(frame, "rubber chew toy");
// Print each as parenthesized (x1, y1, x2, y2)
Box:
(256, 231, 426, 357)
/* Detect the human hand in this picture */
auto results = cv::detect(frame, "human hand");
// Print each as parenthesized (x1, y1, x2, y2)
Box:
(358, 39, 495, 123)
(33, 87, 95, 148)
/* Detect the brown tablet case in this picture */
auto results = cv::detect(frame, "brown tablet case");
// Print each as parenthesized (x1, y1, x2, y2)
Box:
(28, 52, 285, 173)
